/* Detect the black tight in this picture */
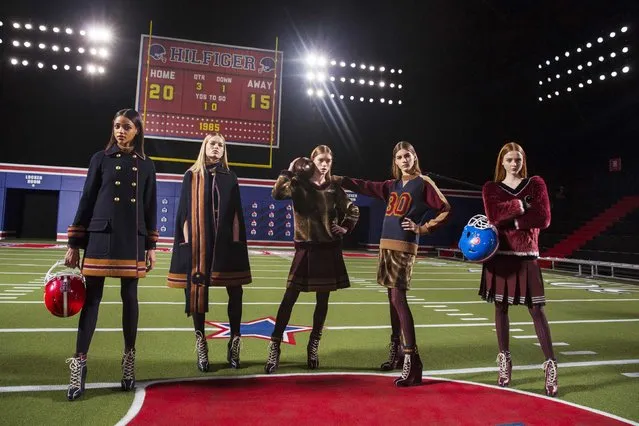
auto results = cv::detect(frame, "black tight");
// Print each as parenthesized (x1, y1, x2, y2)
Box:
(272, 288, 330, 340)
(75, 276, 139, 354)
(388, 288, 416, 348)
(191, 286, 244, 336)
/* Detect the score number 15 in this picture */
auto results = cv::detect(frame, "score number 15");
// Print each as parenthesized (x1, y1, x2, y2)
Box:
(249, 94, 271, 110)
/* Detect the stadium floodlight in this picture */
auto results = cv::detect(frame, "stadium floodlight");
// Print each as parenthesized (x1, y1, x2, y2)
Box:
(379, 81, 386, 87)
(78, 47, 85, 53)
(317, 89, 325, 97)
(89, 47, 97, 55)
(621, 26, 628, 33)
(599, 74, 605, 80)
(305, 71, 315, 81)
(538, 64, 542, 69)
(360, 63, 366, 69)
(350, 62, 356, 68)
(0, 39, 2, 44)
(547, 94, 551, 98)
(306, 54, 317, 66)
(317, 56, 327, 66)
(587, 61, 592, 66)
(349, 78, 355, 83)
(10, 58, 19, 65)
(66, 28, 73, 34)
(330, 60, 336, 66)
(87, 26, 112, 43)
(369, 65, 375, 71)
(547, 77, 551, 82)
(0, 21, 3, 27)
(539, 81, 543, 85)
(76, 65, 82, 71)
(598, 56, 604, 62)
(398, 69, 403, 74)
(330, 93, 334, 98)
(554, 90, 559, 95)
(24, 23, 33, 30)
(609, 32, 615, 38)
(53, 27, 60, 33)
(22, 60, 29, 66)
(39, 43, 46, 49)
(87, 64, 97, 73)
(316, 72, 326, 81)
(622, 66, 629, 73)
(349, 95, 354, 100)
(64, 46, 71, 52)
(554, 56, 559, 61)
(564, 51, 570, 57)
(23, 41, 31, 48)
(359, 97, 364, 102)
(576, 47, 582, 53)
(577, 65, 583, 70)
(398, 84, 402, 89)
(358, 78, 365, 84)
(545, 60, 550, 65)
(587, 79, 592, 84)
(37, 62, 44, 69)
(388, 100, 393, 104)
(567, 87, 572, 92)
(339, 77, 345, 82)
(611, 71, 617, 77)
(380, 98, 385, 103)
(52, 45, 60, 51)
(622, 47, 628, 53)
(567, 69, 572, 74)
(379, 66, 385, 72)
(555, 73, 560, 79)
(389, 82, 395, 88)
(586, 42, 592, 48)
(329, 76, 335, 81)
(369, 98, 373, 103)
(97, 66, 104, 74)
(52, 64, 58, 70)
(398, 100, 402, 105)
(597, 37, 603, 43)
(339, 61, 345, 67)
(39, 25, 46, 31)
(13, 22, 21, 29)
(339, 94, 344, 99)
(368, 80, 374, 85)
(390, 68, 395, 73)
(579, 83, 584, 87)
(610, 52, 616, 58)
(80, 30, 86, 36)
(12, 40, 20, 47)
(64, 64, 70, 70)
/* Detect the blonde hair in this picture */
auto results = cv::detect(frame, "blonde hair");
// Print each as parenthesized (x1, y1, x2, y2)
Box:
(391, 141, 421, 179)
(189, 133, 229, 176)
(310, 144, 333, 180)
(493, 141, 528, 182)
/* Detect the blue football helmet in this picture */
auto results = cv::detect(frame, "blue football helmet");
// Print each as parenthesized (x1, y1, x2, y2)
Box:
(458, 214, 499, 262)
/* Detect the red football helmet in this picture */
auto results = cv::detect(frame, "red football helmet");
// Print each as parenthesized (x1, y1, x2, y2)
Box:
(43, 260, 86, 317)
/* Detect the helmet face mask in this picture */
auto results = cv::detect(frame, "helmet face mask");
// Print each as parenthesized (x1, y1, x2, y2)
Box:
(43, 261, 86, 317)
(458, 215, 499, 262)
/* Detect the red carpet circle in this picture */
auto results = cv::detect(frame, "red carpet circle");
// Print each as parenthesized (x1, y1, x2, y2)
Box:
(125, 373, 631, 425)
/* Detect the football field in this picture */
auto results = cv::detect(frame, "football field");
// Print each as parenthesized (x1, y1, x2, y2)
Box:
(0, 245, 638, 425)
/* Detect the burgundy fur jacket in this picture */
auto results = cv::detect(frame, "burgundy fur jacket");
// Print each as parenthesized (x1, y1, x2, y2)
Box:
(482, 176, 551, 257)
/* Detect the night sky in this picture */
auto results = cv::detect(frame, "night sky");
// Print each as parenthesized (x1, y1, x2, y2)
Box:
(1, 0, 637, 193)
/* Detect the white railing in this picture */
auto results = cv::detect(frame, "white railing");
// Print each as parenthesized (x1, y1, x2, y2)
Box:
(435, 248, 639, 282)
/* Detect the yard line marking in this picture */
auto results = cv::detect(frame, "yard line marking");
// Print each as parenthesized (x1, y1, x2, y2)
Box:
(561, 351, 597, 355)
(0, 296, 18, 299)
(12, 287, 39, 290)
(1, 318, 639, 333)
(423, 305, 448, 308)
(535, 342, 570, 346)
(513, 335, 539, 339)
(3, 359, 639, 396)
(447, 313, 473, 316)
(621, 372, 639, 378)
(3, 292, 28, 295)
(434, 309, 459, 312)
(493, 328, 524, 332)
(460, 318, 489, 321)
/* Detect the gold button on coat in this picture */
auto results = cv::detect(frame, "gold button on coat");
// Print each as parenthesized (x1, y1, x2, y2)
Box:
(116, 153, 121, 158)
(130, 198, 136, 203)
(131, 182, 137, 187)
(115, 165, 121, 170)
(114, 197, 120, 202)
(132, 167, 138, 171)
(115, 181, 121, 186)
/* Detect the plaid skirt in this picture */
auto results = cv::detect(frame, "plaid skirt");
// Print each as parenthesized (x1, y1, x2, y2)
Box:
(287, 240, 350, 292)
(377, 249, 416, 290)
(479, 255, 546, 307)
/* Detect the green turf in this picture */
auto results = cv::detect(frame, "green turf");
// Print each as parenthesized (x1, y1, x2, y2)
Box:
(0, 246, 638, 425)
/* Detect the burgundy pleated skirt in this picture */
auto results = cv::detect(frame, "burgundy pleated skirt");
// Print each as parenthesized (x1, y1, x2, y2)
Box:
(287, 240, 350, 292)
(479, 255, 546, 307)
